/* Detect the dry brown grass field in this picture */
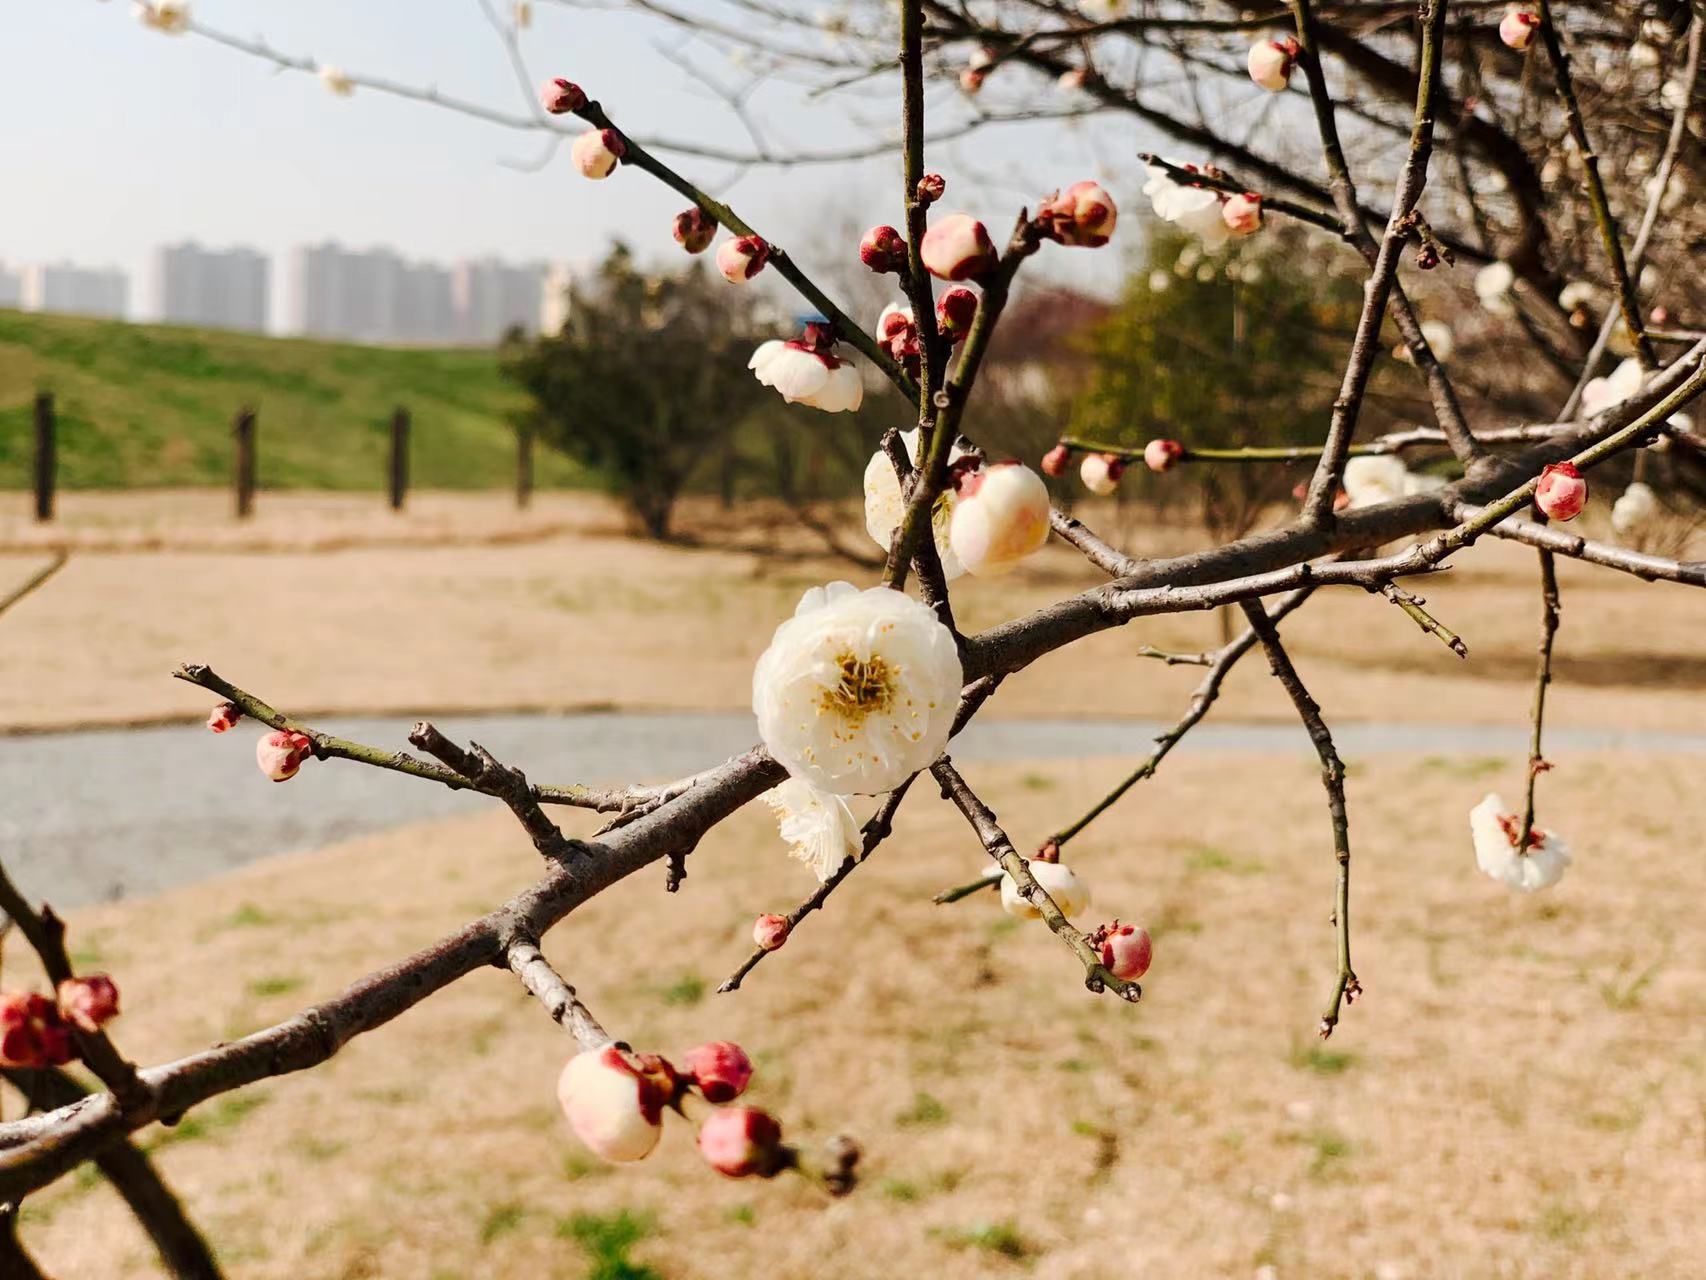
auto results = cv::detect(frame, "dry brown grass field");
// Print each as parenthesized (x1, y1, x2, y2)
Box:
(3, 492, 1704, 1278)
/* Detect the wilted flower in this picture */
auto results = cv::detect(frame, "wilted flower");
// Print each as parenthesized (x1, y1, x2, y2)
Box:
(1037, 182, 1118, 248)
(859, 225, 909, 275)
(682, 1041, 753, 1103)
(673, 208, 717, 254)
(698, 1106, 785, 1178)
(1247, 35, 1300, 91)
(764, 777, 862, 881)
(1144, 439, 1183, 473)
(539, 78, 586, 115)
(56, 976, 120, 1034)
(863, 427, 966, 578)
(1000, 860, 1091, 918)
(1143, 162, 1231, 248)
(1610, 481, 1659, 537)
(0, 992, 74, 1069)
(716, 235, 770, 283)
(1470, 793, 1569, 891)
(752, 583, 963, 795)
(557, 1045, 677, 1162)
(1221, 192, 1264, 237)
(1079, 452, 1124, 495)
(256, 729, 313, 782)
(949, 462, 1052, 576)
(571, 128, 625, 179)
(1534, 462, 1586, 521)
(136, 1, 191, 34)
(749, 323, 864, 413)
(318, 65, 354, 97)
(920, 213, 998, 281)
(1499, 9, 1539, 50)
(206, 702, 240, 733)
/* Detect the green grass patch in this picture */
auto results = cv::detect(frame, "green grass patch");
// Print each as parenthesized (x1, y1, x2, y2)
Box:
(145, 1091, 269, 1152)
(557, 1209, 662, 1280)
(1290, 1042, 1357, 1075)
(896, 1091, 950, 1128)
(658, 973, 706, 1007)
(943, 1220, 1033, 1261)
(246, 975, 305, 999)
(478, 1202, 529, 1246)
(1184, 844, 1266, 876)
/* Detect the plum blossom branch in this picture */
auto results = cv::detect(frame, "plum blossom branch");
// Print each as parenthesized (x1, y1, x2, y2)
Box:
(0, 553, 68, 622)
(506, 940, 611, 1049)
(1519, 547, 1561, 843)
(1451, 503, 1706, 587)
(408, 722, 587, 861)
(1377, 582, 1468, 658)
(1236, 599, 1359, 1036)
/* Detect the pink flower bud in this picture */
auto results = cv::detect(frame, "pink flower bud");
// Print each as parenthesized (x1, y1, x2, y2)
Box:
(1034, 838, 1061, 863)
(1143, 439, 1183, 473)
(753, 913, 790, 950)
(1093, 922, 1153, 982)
(1221, 192, 1264, 237)
(0, 992, 74, 1069)
(859, 225, 908, 275)
(206, 702, 240, 733)
(920, 213, 997, 281)
(1247, 36, 1300, 91)
(1079, 452, 1124, 496)
(674, 208, 717, 254)
(256, 729, 313, 782)
(949, 462, 1052, 577)
(959, 67, 985, 94)
(571, 128, 625, 179)
(1037, 181, 1118, 248)
(697, 1105, 785, 1179)
(916, 173, 945, 206)
(1499, 10, 1539, 50)
(557, 1044, 676, 1163)
(1057, 67, 1091, 92)
(539, 77, 586, 115)
(716, 236, 770, 283)
(1535, 461, 1586, 521)
(683, 1040, 753, 1103)
(936, 287, 978, 340)
(1040, 444, 1071, 477)
(57, 975, 121, 1034)
(877, 303, 916, 345)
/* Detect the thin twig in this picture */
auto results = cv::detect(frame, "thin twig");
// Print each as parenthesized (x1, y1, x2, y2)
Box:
(1520, 547, 1561, 842)
(1377, 583, 1468, 658)
(0, 552, 68, 621)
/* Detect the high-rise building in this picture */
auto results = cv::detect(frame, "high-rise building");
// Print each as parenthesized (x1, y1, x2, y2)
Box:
(151, 242, 270, 332)
(289, 244, 537, 345)
(18, 263, 128, 319)
(451, 257, 549, 344)
(0, 263, 21, 310)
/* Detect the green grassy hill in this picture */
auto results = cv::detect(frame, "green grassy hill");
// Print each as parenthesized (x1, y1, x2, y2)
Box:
(0, 309, 589, 490)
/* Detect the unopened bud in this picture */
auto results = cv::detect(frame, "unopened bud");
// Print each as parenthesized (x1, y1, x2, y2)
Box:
(1247, 36, 1300, 91)
(1499, 10, 1539, 50)
(1040, 443, 1071, 477)
(1221, 192, 1263, 237)
(1534, 461, 1586, 521)
(1143, 439, 1183, 473)
(1079, 452, 1124, 496)
(948, 462, 1051, 576)
(1091, 922, 1153, 982)
(716, 236, 771, 283)
(936, 286, 978, 339)
(683, 1040, 753, 1103)
(1034, 838, 1060, 863)
(256, 729, 313, 782)
(206, 702, 240, 733)
(753, 913, 791, 951)
(56, 976, 120, 1033)
(915, 173, 946, 205)
(0, 992, 74, 1069)
(674, 208, 717, 254)
(540, 77, 586, 114)
(571, 128, 625, 179)
(859, 225, 908, 275)
(697, 1105, 785, 1178)
(920, 213, 997, 281)
(1415, 242, 1440, 271)
(1037, 181, 1118, 248)
(557, 1045, 676, 1163)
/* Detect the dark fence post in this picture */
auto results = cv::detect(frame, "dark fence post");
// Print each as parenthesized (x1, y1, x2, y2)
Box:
(516, 424, 533, 510)
(233, 406, 256, 519)
(32, 392, 55, 523)
(388, 407, 409, 511)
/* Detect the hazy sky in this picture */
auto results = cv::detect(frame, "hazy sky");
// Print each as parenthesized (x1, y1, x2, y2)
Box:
(4, 2, 1157, 330)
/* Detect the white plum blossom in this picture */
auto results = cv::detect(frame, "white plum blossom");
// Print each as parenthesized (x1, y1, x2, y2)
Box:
(556, 1045, 670, 1162)
(1342, 454, 1410, 508)
(318, 65, 354, 97)
(749, 324, 864, 413)
(1558, 281, 1601, 312)
(136, 0, 190, 33)
(862, 428, 966, 579)
(1142, 162, 1231, 249)
(1610, 481, 1660, 538)
(764, 777, 862, 881)
(1475, 261, 1516, 316)
(1421, 320, 1455, 361)
(1581, 357, 1644, 416)
(1470, 793, 1570, 892)
(752, 582, 963, 795)
(949, 462, 1052, 576)
(1000, 861, 1091, 918)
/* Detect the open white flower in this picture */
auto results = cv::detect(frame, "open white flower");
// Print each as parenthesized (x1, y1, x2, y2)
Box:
(1470, 792, 1570, 892)
(862, 429, 966, 579)
(1474, 261, 1516, 317)
(1580, 357, 1644, 417)
(1142, 162, 1231, 249)
(1343, 454, 1410, 508)
(1000, 861, 1091, 918)
(764, 777, 861, 881)
(749, 323, 864, 413)
(1610, 481, 1659, 538)
(136, 0, 190, 33)
(753, 582, 962, 795)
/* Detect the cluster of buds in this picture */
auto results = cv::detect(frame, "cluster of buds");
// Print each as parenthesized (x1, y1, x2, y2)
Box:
(571, 128, 625, 180)
(556, 1039, 804, 1181)
(717, 235, 771, 284)
(920, 214, 998, 282)
(1088, 921, 1153, 982)
(1247, 35, 1301, 92)
(0, 977, 121, 1069)
(1036, 182, 1118, 249)
(539, 77, 586, 115)
(749, 321, 864, 413)
(673, 208, 717, 255)
(1042, 440, 1181, 489)
(859, 225, 909, 275)
(948, 461, 1052, 576)
(1534, 461, 1587, 521)
(1499, 8, 1539, 51)
(256, 729, 314, 782)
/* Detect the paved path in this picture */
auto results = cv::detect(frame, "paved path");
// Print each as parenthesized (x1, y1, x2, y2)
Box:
(6, 711, 1702, 907)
